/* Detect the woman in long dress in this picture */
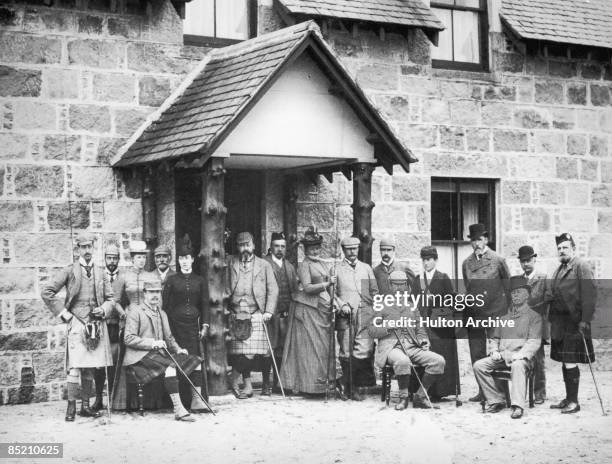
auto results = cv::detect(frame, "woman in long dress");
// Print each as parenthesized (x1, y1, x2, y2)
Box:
(281, 228, 341, 396)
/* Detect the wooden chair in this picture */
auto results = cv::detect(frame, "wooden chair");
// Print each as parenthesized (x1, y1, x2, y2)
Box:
(380, 364, 426, 406)
(491, 367, 535, 408)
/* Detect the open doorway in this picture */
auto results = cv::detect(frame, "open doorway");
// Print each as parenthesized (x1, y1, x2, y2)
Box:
(224, 169, 263, 256)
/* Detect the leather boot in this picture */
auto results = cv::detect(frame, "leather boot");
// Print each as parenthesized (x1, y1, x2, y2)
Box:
(561, 367, 580, 414)
(413, 373, 441, 409)
(551, 365, 570, 409)
(339, 359, 351, 398)
(335, 379, 348, 401)
(65, 400, 76, 422)
(79, 377, 101, 418)
(261, 357, 272, 396)
(91, 368, 105, 412)
(395, 375, 411, 411)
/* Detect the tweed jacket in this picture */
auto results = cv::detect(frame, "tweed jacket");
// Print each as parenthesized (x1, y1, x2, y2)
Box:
(373, 260, 416, 295)
(123, 302, 181, 366)
(487, 303, 543, 364)
(226, 255, 279, 314)
(263, 255, 299, 305)
(462, 248, 510, 318)
(525, 270, 550, 340)
(41, 261, 114, 318)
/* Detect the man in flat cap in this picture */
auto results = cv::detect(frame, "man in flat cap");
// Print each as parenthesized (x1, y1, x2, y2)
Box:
(154, 244, 176, 288)
(226, 232, 279, 399)
(368, 271, 445, 410)
(124, 280, 202, 421)
(335, 236, 379, 401)
(473, 276, 542, 419)
(462, 223, 510, 402)
(544, 233, 596, 414)
(42, 234, 115, 421)
(263, 232, 299, 395)
(518, 245, 548, 404)
(373, 237, 415, 295)
(92, 243, 128, 411)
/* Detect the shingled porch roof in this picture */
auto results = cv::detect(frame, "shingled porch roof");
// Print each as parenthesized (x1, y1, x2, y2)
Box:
(501, 0, 612, 49)
(113, 21, 416, 172)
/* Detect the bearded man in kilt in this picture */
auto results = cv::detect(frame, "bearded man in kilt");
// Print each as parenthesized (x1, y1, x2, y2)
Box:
(123, 280, 202, 421)
(226, 232, 279, 399)
(545, 233, 597, 414)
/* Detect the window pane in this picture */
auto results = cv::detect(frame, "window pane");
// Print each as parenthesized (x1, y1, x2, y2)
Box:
(453, 10, 480, 63)
(184, 0, 215, 36)
(431, 0, 454, 5)
(431, 8, 453, 60)
(461, 193, 489, 239)
(455, 0, 481, 8)
(431, 191, 457, 240)
(216, 0, 250, 40)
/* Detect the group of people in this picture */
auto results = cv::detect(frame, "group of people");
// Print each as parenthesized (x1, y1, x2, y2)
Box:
(41, 222, 597, 422)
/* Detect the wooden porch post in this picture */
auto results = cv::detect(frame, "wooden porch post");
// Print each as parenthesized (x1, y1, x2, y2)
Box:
(283, 174, 299, 267)
(200, 158, 229, 395)
(351, 163, 376, 265)
(142, 166, 157, 270)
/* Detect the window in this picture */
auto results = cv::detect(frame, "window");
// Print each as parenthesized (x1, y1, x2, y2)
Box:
(431, 178, 496, 284)
(183, 0, 257, 46)
(431, 0, 488, 71)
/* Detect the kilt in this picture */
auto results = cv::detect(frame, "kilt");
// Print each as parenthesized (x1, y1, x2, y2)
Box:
(550, 315, 595, 363)
(66, 317, 112, 370)
(126, 350, 201, 385)
(229, 311, 270, 356)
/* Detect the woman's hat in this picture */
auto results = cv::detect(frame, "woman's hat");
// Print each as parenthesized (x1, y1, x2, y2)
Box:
(300, 227, 323, 246)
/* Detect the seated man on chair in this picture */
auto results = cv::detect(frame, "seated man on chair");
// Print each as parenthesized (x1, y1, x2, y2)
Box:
(368, 271, 445, 410)
(123, 281, 202, 422)
(473, 275, 543, 419)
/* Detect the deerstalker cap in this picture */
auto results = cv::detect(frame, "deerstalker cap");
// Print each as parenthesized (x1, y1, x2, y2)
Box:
(154, 245, 171, 256)
(75, 234, 95, 246)
(236, 232, 254, 244)
(379, 238, 396, 249)
(143, 280, 162, 292)
(104, 244, 120, 256)
(341, 236, 360, 248)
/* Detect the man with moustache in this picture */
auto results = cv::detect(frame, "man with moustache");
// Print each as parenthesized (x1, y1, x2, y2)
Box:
(335, 236, 379, 401)
(123, 281, 201, 422)
(517, 245, 549, 404)
(263, 232, 299, 395)
(545, 233, 596, 414)
(154, 245, 176, 287)
(226, 232, 278, 399)
(373, 238, 416, 295)
(41, 234, 115, 421)
(462, 223, 510, 403)
(92, 243, 127, 411)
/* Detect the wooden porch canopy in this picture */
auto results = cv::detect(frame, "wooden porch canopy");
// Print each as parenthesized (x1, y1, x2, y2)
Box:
(111, 20, 416, 175)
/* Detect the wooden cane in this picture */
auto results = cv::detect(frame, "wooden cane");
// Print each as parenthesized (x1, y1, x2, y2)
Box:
(581, 333, 607, 416)
(262, 320, 286, 398)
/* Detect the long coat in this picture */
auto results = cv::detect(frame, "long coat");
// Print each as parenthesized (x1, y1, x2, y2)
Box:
(544, 256, 596, 363)
(373, 261, 416, 295)
(462, 248, 511, 318)
(41, 262, 115, 369)
(123, 303, 181, 366)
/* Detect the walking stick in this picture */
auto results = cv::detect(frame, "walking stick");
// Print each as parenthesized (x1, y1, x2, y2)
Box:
(325, 272, 337, 402)
(452, 333, 462, 407)
(110, 331, 124, 409)
(162, 347, 216, 415)
(262, 320, 286, 398)
(103, 344, 112, 423)
(391, 329, 434, 407)
(348, 308, 354, 398)
(581, 333, 607, 416)
(198, 338, 210, 402)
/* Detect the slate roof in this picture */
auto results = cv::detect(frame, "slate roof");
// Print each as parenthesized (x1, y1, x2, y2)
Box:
(275, 0, 445, 32)
(501, 0, 612, 49)
(114, 20, 415, 171)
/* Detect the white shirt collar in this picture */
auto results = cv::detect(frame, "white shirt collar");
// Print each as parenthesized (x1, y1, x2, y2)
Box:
(158, 268, 169, 279)
(424, 268, 436, 280)
(271, 255, 283, 268)
(382, 258, 394, 268)
(79, 257, 93, 267)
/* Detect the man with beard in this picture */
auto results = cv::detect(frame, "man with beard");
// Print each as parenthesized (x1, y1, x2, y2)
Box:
(335, 236, 379, 401)
(226, 232, 278, 399)
(124, 281, 202, 422)
(462, 223, 510, 403)
(92, 243, 127, 411)
(42, 234, 115, 421)
(163, 238, 210, 412)
(517, 245, 549, 404)
(154, 245, 176, 287)
(545, 233, 596, 414)
(263, 232, 299, 395)
(373, 238, 416, 295)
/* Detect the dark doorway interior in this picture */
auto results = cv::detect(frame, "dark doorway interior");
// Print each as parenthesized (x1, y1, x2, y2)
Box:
(224, 169, 263, 256)
(174, 169, 203, 274)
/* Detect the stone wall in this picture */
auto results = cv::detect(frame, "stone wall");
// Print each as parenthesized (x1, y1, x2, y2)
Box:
(0, 0, 208, 403)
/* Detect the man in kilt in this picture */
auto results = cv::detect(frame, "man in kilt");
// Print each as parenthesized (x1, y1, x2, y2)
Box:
(123, 281, 201, 421)
(545, 233, 597, 414)
(226, 232, 279, 399)
(41, 234, 115, 421)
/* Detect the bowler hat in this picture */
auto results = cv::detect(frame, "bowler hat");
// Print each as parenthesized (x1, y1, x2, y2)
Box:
(104, 244, 120, 257)
(517, 245, 537, 261)
(129, 240, 149, 255)
(509, 275, 530, 293)
(467, 223, 488, 240)
(379, 237, 396, 249)
(341, 236, 360, 248)
(236, 231, 254, 244)
(300, 227, 322, 247)
(75, 234, 95, 246)
(555, 232, 575, 246)
(143, 280, 162, 292)
(420, 246, 438, 260)
(270, 232, 286, 243)
(154, 245, 171, 256)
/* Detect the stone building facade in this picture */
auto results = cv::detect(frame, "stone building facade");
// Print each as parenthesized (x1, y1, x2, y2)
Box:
(0, 0, 611, 403)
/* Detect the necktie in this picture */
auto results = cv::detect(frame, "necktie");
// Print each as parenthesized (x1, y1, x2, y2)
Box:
(82, 265, 92, 278)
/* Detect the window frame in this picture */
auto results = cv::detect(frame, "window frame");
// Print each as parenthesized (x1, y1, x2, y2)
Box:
(430, 0, 489, 72)
(183, 0, 258, 47)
